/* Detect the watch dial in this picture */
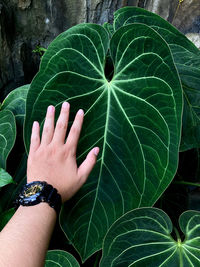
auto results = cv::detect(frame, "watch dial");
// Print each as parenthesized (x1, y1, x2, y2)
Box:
(24, 183, 43, 197)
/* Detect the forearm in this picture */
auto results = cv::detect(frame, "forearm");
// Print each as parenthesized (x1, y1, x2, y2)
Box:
(0, 204, 56, 267)
(0, 103, 98, 266)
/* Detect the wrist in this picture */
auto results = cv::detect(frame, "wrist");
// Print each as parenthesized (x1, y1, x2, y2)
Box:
(18, 202, 57, 217)
(15, 181, 62, 216)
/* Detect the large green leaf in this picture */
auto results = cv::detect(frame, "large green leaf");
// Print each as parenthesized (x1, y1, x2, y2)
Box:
(0, 110, 16, 169)
(45, 250, 80, 267)
(171, 47, 200, 151)
(113, 7, 200, 151)
(24, 23, 182, 260)
(100, 208, 200, 266)
(1, 84, 29, 127)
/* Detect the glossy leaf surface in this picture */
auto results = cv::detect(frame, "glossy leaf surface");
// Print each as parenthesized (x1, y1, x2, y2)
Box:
(1, 84, 29, 127)
(45, 250, 80, 267)
(114, 7, 200, 151)
(171, 47, 200, 151)
(0, 168, 14, 187)
(0, 110, 16, 169)
(24, 23, 182, 260)
(101, 208, 200, 266)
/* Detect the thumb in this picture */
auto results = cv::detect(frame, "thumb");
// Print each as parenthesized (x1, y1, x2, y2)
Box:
(77, 147, 99, 184)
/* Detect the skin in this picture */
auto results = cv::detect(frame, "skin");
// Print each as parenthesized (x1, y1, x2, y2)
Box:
(0, 102, 99, 267)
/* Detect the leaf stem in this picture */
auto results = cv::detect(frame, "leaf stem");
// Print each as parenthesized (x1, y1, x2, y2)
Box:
(173, 181, 200, 187)
(172, 0, 184, 24)
(174, 227, 181, 243)
(93, 251, 102, 267)
(174, 227, 183, 266)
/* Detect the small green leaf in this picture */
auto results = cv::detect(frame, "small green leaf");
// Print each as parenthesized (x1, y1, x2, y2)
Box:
(101, 208, 200, 266)
(0, 110, 16, 169)
(0, 168, 14, 187)
(45, 250, 80, 267)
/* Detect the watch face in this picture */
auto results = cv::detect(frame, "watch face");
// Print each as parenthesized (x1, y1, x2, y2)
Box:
(16, 181, 47, 206)
(24, 183, 44, 197)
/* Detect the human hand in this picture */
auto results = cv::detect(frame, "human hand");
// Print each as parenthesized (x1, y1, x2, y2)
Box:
(27, 102, 99, 202)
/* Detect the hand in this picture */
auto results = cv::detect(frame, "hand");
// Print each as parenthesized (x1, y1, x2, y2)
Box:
(27, 102, 99, 202)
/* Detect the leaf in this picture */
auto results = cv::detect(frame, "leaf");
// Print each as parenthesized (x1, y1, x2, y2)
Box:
(0, 110, 16, 169)
(1, 84, 29, 127)
(170, 47, 200, 151)
(45, 250, 80, 267)
(24, 23, 182, 261)
(103, 22, 114, 39)
(113, 6, 200, 151)
(113, 7, 198, 53)
(0, 168, 14, 187)
(0, 153, 27, 213)
(100, 208, 200, 266)
(0, 208, 15, 231)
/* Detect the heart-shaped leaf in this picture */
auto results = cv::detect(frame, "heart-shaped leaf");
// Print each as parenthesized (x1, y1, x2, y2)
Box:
(114, 7, 200, 151)
(0, 110, 16, 169)
(45, 250, 80, 267)
(100, 208, 200, 266)
(1, 84, 29, 127)
(24, 23, 182, 260)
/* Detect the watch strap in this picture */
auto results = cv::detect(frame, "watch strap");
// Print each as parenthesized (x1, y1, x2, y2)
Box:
(15, 181, 62, 215)
(43, 183, 62, 215)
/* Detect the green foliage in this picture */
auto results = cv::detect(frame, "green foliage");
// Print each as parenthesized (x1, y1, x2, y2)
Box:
(100, 208, 200, 266)
(45, 250, 80, 266)
(0, 110, 16, 169)
(0, 85, 28, 212)
(103, 22, 114, 38)
(32, 45, 47, 57)
(24, 22, 182, 260)
(0, 169, 14, 188)
(1, 84, 29, 127)
(113, 7, 200, 151)
(0, 6, 200, 266)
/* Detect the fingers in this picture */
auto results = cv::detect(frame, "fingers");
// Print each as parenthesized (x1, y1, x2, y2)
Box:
(29, 121, 40, 153)
(41, 105, 55, 145)
(78, 147, 99, 183)
(52, 102, 70, 144)
(66, 109, 84, 156)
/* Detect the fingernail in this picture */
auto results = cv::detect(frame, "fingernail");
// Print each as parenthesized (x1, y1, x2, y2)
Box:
(62, 102, 69, 110)
(78, 109, 84, 116)
(33, 121, 38, 128)
(48, 105, 54, 113)
(94, 147, 99, 156)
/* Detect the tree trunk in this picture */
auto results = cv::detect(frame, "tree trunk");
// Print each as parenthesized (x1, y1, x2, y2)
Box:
(0, 0, 199, 100)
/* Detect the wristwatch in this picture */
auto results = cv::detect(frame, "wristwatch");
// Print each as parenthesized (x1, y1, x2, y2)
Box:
(15, 181, 62, 215)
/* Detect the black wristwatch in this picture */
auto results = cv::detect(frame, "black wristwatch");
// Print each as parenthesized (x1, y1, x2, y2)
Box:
(15, 181, 62, 215)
